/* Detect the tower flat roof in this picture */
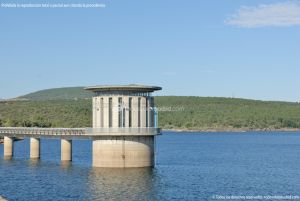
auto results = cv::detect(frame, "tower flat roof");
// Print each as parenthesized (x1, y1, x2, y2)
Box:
(84, 84, 162, 92)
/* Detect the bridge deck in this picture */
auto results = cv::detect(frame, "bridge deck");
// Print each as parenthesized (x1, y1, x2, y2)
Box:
(0, 127, 161, 139)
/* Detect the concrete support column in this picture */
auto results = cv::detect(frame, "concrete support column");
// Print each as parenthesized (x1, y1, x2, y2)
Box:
(61, 139, 72, 161)
(94, 97, 102, 128)
(96, 98, 101, 128)
(123, 96, 130, 127)
(100, 98, 104, 127)
(141, 97, 147, 127)
(103, 97, 109, 127)
(30, 137, 40, 159)
(92, 97, 96, 127)
(93, 97, 97, 127)
(4, 136, 13, 158)
(132, 97, 139, 127)
(112, 96, 119, 128)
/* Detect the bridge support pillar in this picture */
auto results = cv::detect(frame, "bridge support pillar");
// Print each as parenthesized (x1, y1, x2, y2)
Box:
(4, 136, 14, 158)
(61, 139, 72, 161)
(92, 136, 154, 168)
(30, 138, 40, 159)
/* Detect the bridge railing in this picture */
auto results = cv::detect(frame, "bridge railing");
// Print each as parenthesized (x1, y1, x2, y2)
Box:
(0, 127, 161, 136)
(0, 127, 86, 136)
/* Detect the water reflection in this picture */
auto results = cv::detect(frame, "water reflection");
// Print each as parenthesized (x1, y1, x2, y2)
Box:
(28, 158, 40, 167)
(3, 156, 13, 160)
(87, 168, 157, 201)
(60, 161, 73, 170)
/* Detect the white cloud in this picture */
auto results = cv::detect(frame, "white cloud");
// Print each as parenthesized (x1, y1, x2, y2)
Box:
(225, 1, 300, 28)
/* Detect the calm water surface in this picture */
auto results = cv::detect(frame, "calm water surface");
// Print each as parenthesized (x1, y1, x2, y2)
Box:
(1, 132, 300, 201)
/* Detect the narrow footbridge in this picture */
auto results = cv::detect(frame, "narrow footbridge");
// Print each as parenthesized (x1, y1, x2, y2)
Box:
(0, 127, 161, 138)
(0, 127, 161, 164)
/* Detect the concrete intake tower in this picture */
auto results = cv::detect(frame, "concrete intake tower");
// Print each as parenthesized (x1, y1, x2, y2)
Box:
(85, 85, 162, 168)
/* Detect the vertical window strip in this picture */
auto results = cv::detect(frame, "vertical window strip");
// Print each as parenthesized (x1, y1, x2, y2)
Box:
(118, 97, 122, 127)
(109, 97, 112, 127)
(129, 97, 132, 127)
(146, 97, 148, 127)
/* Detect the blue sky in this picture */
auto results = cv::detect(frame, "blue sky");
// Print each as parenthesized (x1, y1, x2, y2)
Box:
(0, 0, 300, 101)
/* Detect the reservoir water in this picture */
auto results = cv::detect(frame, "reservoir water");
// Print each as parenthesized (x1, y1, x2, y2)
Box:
(1, 132, 300, 201)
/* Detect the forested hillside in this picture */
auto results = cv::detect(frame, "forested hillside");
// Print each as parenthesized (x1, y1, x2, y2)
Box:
(1, 93, 300, 131)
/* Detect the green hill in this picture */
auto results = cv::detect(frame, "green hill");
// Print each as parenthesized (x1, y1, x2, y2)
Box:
(1, 88, 300, 131)
(156, 97, 300, 131)
(18, 87, 93, 101)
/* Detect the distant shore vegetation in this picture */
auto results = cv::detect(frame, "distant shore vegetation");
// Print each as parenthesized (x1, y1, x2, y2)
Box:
(1, 96, 300, 131)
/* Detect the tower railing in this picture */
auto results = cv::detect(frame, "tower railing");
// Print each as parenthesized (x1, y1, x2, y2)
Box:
(87, 127, 161, 135)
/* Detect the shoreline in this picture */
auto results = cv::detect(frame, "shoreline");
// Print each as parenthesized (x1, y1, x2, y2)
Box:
(162, 128, 300, 133)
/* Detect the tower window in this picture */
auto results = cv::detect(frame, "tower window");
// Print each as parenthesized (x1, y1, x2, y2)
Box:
(138, 97, 141, 127)
(118, 97, 122, 127)
(109, 97, 112, 127)
(129, 97, 132, 127)
(146, 98, 148, 127)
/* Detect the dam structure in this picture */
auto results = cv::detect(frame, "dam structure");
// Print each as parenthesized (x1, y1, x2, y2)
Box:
(0, 85, 162, 168)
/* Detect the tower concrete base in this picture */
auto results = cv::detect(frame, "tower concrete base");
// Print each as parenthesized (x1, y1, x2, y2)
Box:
(92, 136, 154, 168)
